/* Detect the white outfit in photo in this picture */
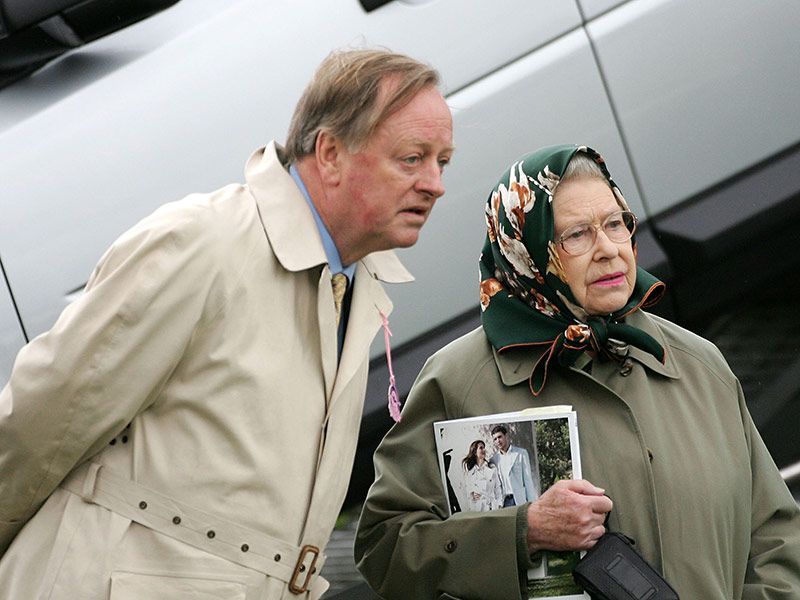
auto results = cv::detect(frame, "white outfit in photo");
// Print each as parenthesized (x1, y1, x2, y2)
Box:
(464, 462, 503, 512)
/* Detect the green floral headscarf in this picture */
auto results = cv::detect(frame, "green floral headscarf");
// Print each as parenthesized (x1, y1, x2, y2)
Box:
(479, 144, 666, 395)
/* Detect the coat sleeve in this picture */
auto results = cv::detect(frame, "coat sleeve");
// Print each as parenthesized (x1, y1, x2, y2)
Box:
(0, 204, 223, 554)
(355, 357, 526, 600)
(740, 384, 800, 598)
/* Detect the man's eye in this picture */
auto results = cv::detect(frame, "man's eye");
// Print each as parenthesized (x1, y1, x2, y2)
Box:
(403, 155, 421, 165)
(605, 217, 625, 231)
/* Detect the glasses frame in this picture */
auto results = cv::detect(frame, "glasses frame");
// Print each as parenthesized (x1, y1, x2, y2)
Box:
(556, 210, 637, 256)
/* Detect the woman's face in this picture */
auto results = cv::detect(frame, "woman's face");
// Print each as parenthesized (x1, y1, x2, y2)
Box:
(553, 177, 637, 315)
(476, 443, 486, 463)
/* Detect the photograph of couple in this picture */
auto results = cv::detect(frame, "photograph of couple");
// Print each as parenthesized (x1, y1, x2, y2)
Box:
(435, 411, 586, 598)
(460, 424, 539, 512)
(437, 414, 576, 517)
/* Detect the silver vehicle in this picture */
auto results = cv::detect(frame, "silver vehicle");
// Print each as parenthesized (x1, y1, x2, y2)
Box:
(2, 0, 799, 502)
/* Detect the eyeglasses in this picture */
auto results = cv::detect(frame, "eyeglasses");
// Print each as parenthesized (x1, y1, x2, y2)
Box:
(557, 210, 637, 256)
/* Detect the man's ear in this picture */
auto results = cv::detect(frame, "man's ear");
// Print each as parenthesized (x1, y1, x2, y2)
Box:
(315, 130, 343, 185)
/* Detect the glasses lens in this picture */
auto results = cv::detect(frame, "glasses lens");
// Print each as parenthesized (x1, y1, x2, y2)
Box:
(603, 211, 636, 242)
(559, 211, 636, 255)
(560, 224, 594, 255)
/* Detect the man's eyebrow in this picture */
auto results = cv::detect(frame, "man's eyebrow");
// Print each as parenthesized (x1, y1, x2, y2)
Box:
(405, 138, 456, 154)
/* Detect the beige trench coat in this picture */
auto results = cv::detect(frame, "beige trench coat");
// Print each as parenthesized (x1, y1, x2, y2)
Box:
(356, 311, 800, 600)
(0, 141, 412, 599)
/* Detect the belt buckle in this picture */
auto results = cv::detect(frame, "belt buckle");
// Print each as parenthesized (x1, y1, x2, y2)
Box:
(289, 544, 320, 594)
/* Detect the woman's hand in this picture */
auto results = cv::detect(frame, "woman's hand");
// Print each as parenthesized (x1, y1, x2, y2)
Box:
(525, 479, 612, 554)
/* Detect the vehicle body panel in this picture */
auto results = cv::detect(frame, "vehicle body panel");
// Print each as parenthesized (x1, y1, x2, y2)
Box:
(588, 0, 800, 214)
(0, 0, 581, 349)
(1, 0, 799, 493)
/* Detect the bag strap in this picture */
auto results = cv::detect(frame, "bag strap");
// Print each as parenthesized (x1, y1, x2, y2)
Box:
(602, 501, 635, 545)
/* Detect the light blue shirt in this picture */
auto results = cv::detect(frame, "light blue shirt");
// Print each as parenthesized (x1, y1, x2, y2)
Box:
(289, 164, 356, 281)
(290, 164, 353, 358)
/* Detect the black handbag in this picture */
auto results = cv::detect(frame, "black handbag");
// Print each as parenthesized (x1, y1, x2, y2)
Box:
(572, 516, 679, 600)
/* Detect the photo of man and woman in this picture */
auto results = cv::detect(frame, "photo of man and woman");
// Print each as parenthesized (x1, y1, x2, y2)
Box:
(434, 408, 587, 599)
(435, 409, 578, 516)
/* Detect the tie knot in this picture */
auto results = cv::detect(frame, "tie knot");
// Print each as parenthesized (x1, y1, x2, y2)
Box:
(331, 273, 348, 325)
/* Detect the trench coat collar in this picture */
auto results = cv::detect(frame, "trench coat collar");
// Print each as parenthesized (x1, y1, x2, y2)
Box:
(493, 310, 680, 386)
(245, 141, 415, 399)
(244, 141, 413, 284)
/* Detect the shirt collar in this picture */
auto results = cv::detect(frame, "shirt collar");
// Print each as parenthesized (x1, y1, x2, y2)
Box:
(289, 164, 356, 281)
(245, 142, 412, 283)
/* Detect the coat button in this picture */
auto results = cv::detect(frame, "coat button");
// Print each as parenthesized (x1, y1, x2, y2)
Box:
(445, 540, 457, 553)
(138, 501, 147, 510)
(241, 544, 249, 552)
(274, 554, 281, 562)
(619, 358, 633, 376)
(207, 530, 216, 539)
(172, 516, 181, 525)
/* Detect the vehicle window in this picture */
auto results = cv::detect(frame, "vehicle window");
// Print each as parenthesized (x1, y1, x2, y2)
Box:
(0, 0, 179, 90)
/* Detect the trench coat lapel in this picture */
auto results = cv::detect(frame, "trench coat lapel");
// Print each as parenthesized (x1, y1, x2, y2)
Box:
(312, 262, 393, 409)
(310, 252, 415, 404)
(246, 142, 415, 402)
(247, 142, 339, 397)
(333, 251, 412, 402)
(247, 141, 415, 546)
(245, 141, 328, 273)
(301, 252, 413, 548)
(316, 267, 339, 401)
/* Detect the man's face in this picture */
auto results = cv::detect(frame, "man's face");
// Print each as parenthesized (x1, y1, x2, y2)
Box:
(333, 85, 453, 262)
(492, 431, 510, 453)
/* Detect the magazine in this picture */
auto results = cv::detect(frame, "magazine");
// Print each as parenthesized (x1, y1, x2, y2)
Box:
(433, 406, 589, 600)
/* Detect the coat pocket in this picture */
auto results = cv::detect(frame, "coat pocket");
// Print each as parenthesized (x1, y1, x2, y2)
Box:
(110, 571, 247, 599)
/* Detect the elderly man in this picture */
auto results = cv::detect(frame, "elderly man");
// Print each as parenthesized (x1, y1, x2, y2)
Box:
(0, 48, 453, 599)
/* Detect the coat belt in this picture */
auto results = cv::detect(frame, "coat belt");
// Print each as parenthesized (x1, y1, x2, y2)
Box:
(60, 462, 328, 597)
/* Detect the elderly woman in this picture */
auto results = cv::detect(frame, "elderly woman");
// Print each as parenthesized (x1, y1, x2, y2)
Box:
(355, 145, 800, 599)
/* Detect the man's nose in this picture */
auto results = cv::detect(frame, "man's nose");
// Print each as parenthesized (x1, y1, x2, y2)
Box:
(416, 160, 446, 198)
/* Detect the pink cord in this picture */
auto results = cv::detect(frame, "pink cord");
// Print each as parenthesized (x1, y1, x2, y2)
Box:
(380, 311, 402, 423)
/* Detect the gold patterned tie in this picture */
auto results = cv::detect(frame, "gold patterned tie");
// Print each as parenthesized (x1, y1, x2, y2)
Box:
(331, 273, 348, 326)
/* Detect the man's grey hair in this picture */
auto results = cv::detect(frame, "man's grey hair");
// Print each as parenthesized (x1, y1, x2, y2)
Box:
(284, 48, 441, 163)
